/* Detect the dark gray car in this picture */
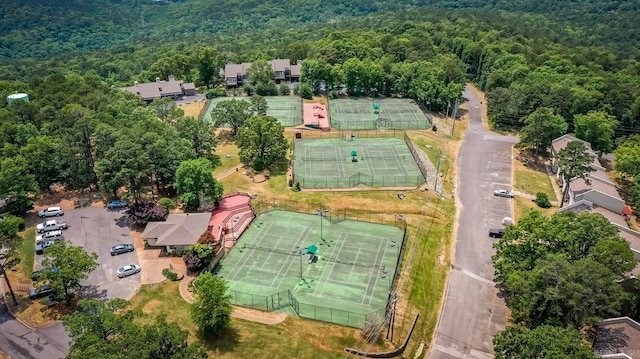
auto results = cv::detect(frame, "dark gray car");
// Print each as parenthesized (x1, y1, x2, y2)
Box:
(110, 243, 134, 256)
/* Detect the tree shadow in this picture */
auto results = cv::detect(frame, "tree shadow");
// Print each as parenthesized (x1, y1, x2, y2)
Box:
(199, 325, 241, 354)
(79, 285, 108, 301)
(114, 215, 130, 228)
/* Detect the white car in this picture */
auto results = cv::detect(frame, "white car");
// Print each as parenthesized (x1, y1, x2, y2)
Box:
(493, 189, 515, 198)
(38, 206, 64, 218)
(36, 230, 64, 244)
(117, 264, 141, 278)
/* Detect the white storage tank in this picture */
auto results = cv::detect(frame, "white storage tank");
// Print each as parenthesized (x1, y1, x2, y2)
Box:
(7, 92, 29, 104)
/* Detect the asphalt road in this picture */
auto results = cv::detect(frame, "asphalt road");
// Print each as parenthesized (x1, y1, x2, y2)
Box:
(428, 87, 515, 358)
(0, 286, 69, 359)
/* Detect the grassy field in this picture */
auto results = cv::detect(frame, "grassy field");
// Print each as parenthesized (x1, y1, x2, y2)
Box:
(128, 281, 377, 358)
(513, 155, 557, 201)
(513, 196, 557, 222)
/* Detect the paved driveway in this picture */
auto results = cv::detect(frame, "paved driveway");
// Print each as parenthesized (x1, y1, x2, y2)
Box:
(36, 205, 141, 300)
(428, 87, 514, 358)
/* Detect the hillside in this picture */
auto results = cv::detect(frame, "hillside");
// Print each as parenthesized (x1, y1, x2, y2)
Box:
(0, 0, 638, 59)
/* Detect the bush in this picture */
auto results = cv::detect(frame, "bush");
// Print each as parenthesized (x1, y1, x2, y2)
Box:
(158, 197, 176, 211)
(299, 83, 313, 100)
(432, 124, 438, 132)
(126, 201, 168, 226)
(278, 84, 290, 96)
(534, 192, 552, 208)
(206, 87, 227, 99)
(0, 215, 25, 236)
(162, 267, 182, 281)
(293, 84, 300, 96)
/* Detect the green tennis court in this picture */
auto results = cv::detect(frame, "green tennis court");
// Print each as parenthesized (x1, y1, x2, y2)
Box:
(329, 98, 430, 130)
(215, 210, 404, 328)
(202, 96, 302, 127)
(292, 137, 425, 189)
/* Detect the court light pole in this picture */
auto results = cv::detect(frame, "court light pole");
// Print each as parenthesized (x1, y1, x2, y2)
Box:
(315, 208, 329, 240)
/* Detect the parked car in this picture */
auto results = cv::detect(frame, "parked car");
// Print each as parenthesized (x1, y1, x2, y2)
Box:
(107, 200, 128, 209)
(35, 230, 64, 244)
(493, 189, 515, 198)
(29, 285, 54, 300)
(117, 264, 141, 278)
(31, 267, 59, 281)
(111, 244, 134, 256)
(36, 219, 68, 233)
(488, 228, 505, 238)
(35, 240, 59, 255)
(38, 206, 64, 218)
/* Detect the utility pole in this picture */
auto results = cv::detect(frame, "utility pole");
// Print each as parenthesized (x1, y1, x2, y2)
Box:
(451, 98, 460, 136)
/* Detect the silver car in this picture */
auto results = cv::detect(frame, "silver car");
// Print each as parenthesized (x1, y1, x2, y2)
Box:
(38, 206, 64, 218)
(493, 189, 515, 198)
(117, 264, 141, 278)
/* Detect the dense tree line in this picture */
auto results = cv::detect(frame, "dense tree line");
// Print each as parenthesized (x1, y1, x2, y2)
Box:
(0, 73, 223, 213)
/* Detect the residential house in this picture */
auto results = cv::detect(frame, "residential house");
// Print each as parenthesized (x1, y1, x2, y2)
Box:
(593, 317, 640, 358)
(120, 75, 197, 103)
(553, 134, 640, 261)
(224, 59, 301, 87)
(551, 134, 624, 215)
(141, 213, 212, 253)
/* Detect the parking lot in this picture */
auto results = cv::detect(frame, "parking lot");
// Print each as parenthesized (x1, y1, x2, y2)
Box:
(35, 205, 141, 300)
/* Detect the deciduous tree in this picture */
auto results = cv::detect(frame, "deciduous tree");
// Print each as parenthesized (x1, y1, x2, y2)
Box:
(210, 99, 253, 136)
(554, 141, 595, 207)
(614, 135, 640, 178)
(236, 115, 287, 171)
(41, 241, 99, 305)
(190, 272, 232, 337)
(250, 95, 268, 115)
(574, 111, 618, 155)
(516, 107, 567, 163)
(0, 156, 40, 214)
(493, 325, 598, 359)
(175, 158, 223, 211)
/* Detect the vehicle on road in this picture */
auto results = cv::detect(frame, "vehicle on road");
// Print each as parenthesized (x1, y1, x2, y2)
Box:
(488, 228, 505, 238)
(29, 285, 54, 299)
(493, 189, 515, 198)
(38, 206, 64, 218)
(106, 199, 128, 209)
(117, 264, 141, 278)
(36, 219, 68, 233)
(31, 267, 59, 281)
(111, 244, 134, 256)
(35, 230, 64, 243)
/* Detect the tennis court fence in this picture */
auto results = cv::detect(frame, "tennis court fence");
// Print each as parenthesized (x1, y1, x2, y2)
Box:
(227, 288, 387, 328)
(404, 132, 430, 181)
(292, 172, 424, 189)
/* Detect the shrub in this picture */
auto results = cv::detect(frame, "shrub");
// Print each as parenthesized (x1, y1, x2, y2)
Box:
(158, 197, 176, 211)
(162, 267, 180, 281)
(278, 84, 290, 96)
(432, 124, 438, 132)
(534, 192, 552, 208)
(197, 231, 216, 245)
(299, 83, 313, 100)
(293, 84, 300, 96)
(126, 202, 168, 226)
(206, 87, 227, 99)
(0, 215, 25, 236)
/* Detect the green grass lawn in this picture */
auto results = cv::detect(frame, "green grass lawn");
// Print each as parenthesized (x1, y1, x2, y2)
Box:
(18, 228, 36, 280)
(127, 281, 365, 358)
(513, 160, 557, 201)
(213, 142, 241, 177)
(513, 196, 557, 222)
